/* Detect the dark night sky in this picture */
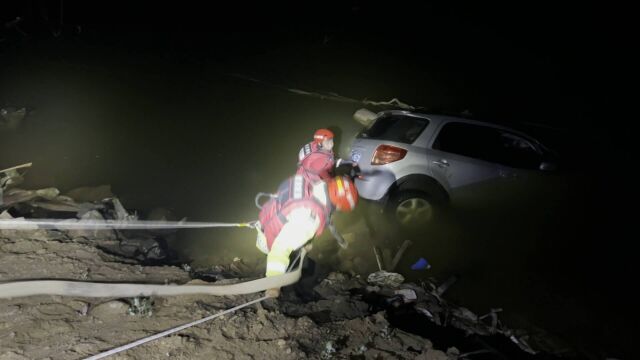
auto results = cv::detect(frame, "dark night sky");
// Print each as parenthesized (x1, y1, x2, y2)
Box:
(2, 1, 608, 126)
(2, 1, 617, 190)
(1, 2, 629, 358)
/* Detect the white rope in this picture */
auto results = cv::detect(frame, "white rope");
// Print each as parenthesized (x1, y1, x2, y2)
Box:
(78, 250, 307, 358)
(83, 295, 270, 360)
(0, 218, 257, 230)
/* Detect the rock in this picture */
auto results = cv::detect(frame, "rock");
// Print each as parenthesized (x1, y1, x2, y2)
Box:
(367, 271, 405, 288)
(90, 300, 130, 319)
(446, 347, 460, 358)
(313, 271, 365, 299)
(0, 351, 30, 360)
(396, 330, 428, 352)
(424, 348, 449, 360)
(67, 210, 115, 239)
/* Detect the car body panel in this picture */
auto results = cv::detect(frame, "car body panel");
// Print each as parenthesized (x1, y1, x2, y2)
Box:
(350, 110, 553, 203)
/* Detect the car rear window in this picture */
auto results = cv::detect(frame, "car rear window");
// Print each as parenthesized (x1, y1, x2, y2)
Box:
(358, 115, 429, 144)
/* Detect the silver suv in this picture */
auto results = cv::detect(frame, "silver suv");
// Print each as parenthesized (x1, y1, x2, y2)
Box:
(349, 109, 557, 226)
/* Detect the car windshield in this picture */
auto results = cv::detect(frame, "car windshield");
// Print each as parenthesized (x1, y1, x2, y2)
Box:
(358, 115, 429, 144)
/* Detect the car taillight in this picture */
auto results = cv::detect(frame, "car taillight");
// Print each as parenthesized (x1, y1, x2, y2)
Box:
(371, 144, 407, 165)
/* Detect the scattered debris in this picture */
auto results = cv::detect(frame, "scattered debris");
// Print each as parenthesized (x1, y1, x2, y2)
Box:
(64, 185, 114, 203)
(0, 169, 173, 262)
(479, 308, 503, 334)
(127, 297, 154, 317)
(228, 73, 418, 111)
(321, 341, 337, 359)
(411, 257, 431, 270)
(0, 162, 32, 178)
(109, 197, 137, 221)
(394, 288, 417, 303)
(0, 173, 576, 359)
(0, 219, 572, 360)
(367, 270, 405, 288)
(390, 240, 412, 271)
(435, 274, 458, 296)
(373, 246, 384, 271)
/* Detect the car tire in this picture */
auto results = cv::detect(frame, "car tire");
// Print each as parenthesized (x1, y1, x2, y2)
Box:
(386, 190, 438, 228)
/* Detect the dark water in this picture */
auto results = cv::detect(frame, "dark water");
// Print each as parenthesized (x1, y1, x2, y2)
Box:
(1, 6, 625, 359)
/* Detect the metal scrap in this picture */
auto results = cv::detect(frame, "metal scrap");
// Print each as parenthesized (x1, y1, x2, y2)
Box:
(373, 246, 384, 271)
(389, 240, 412, 271)
(435, 275, 458, 296)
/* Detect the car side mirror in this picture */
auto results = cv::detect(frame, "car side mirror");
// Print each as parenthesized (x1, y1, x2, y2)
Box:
(539, 161, 557, 171)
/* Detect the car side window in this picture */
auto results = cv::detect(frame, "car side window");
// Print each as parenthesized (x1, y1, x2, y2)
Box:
(433, 122, 500, 163)
(494, 131, 542, 169)
(433, 122, 542, 169)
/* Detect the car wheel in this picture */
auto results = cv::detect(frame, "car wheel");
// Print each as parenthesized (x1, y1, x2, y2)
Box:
(387, 191, 436, 227)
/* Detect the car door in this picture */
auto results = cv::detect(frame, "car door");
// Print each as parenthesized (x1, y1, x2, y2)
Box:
(427, 121, 504, 192)
(484, 129, 551, 203)
(491, 130, 546, 176)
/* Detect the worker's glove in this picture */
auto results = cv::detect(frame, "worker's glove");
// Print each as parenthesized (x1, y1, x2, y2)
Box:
(349, 164, 362, 180)
(335, 161, 361, 180)
(265, 288, 280, 298)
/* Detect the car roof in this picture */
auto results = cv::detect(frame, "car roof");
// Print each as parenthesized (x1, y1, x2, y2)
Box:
(379, 110, 532, 137)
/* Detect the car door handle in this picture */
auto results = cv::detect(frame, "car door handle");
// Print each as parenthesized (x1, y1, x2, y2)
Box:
(432, 160, 449, 167)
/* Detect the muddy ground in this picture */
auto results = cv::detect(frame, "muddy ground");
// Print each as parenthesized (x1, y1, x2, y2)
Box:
(1, 226, 465, 360)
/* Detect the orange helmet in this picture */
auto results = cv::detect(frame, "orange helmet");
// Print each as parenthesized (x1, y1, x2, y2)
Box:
(328, 176, 358, 212)
(313, 128, 334, 143)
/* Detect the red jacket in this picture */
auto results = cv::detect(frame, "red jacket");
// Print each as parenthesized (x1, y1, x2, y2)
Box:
(258, 175, 332, 251)
(297, 141, 335, 181)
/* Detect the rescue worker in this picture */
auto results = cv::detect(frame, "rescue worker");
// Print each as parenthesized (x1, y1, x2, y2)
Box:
(297, 128, 357, 182)
(255, 174, 358, 298)
(296, 128, 337, 181)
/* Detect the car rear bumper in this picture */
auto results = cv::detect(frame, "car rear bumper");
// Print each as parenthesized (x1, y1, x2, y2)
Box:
(355, 168, 396, 201)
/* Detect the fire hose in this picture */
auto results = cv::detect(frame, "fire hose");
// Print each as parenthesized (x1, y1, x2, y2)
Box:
(0, 218, 307, 358)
